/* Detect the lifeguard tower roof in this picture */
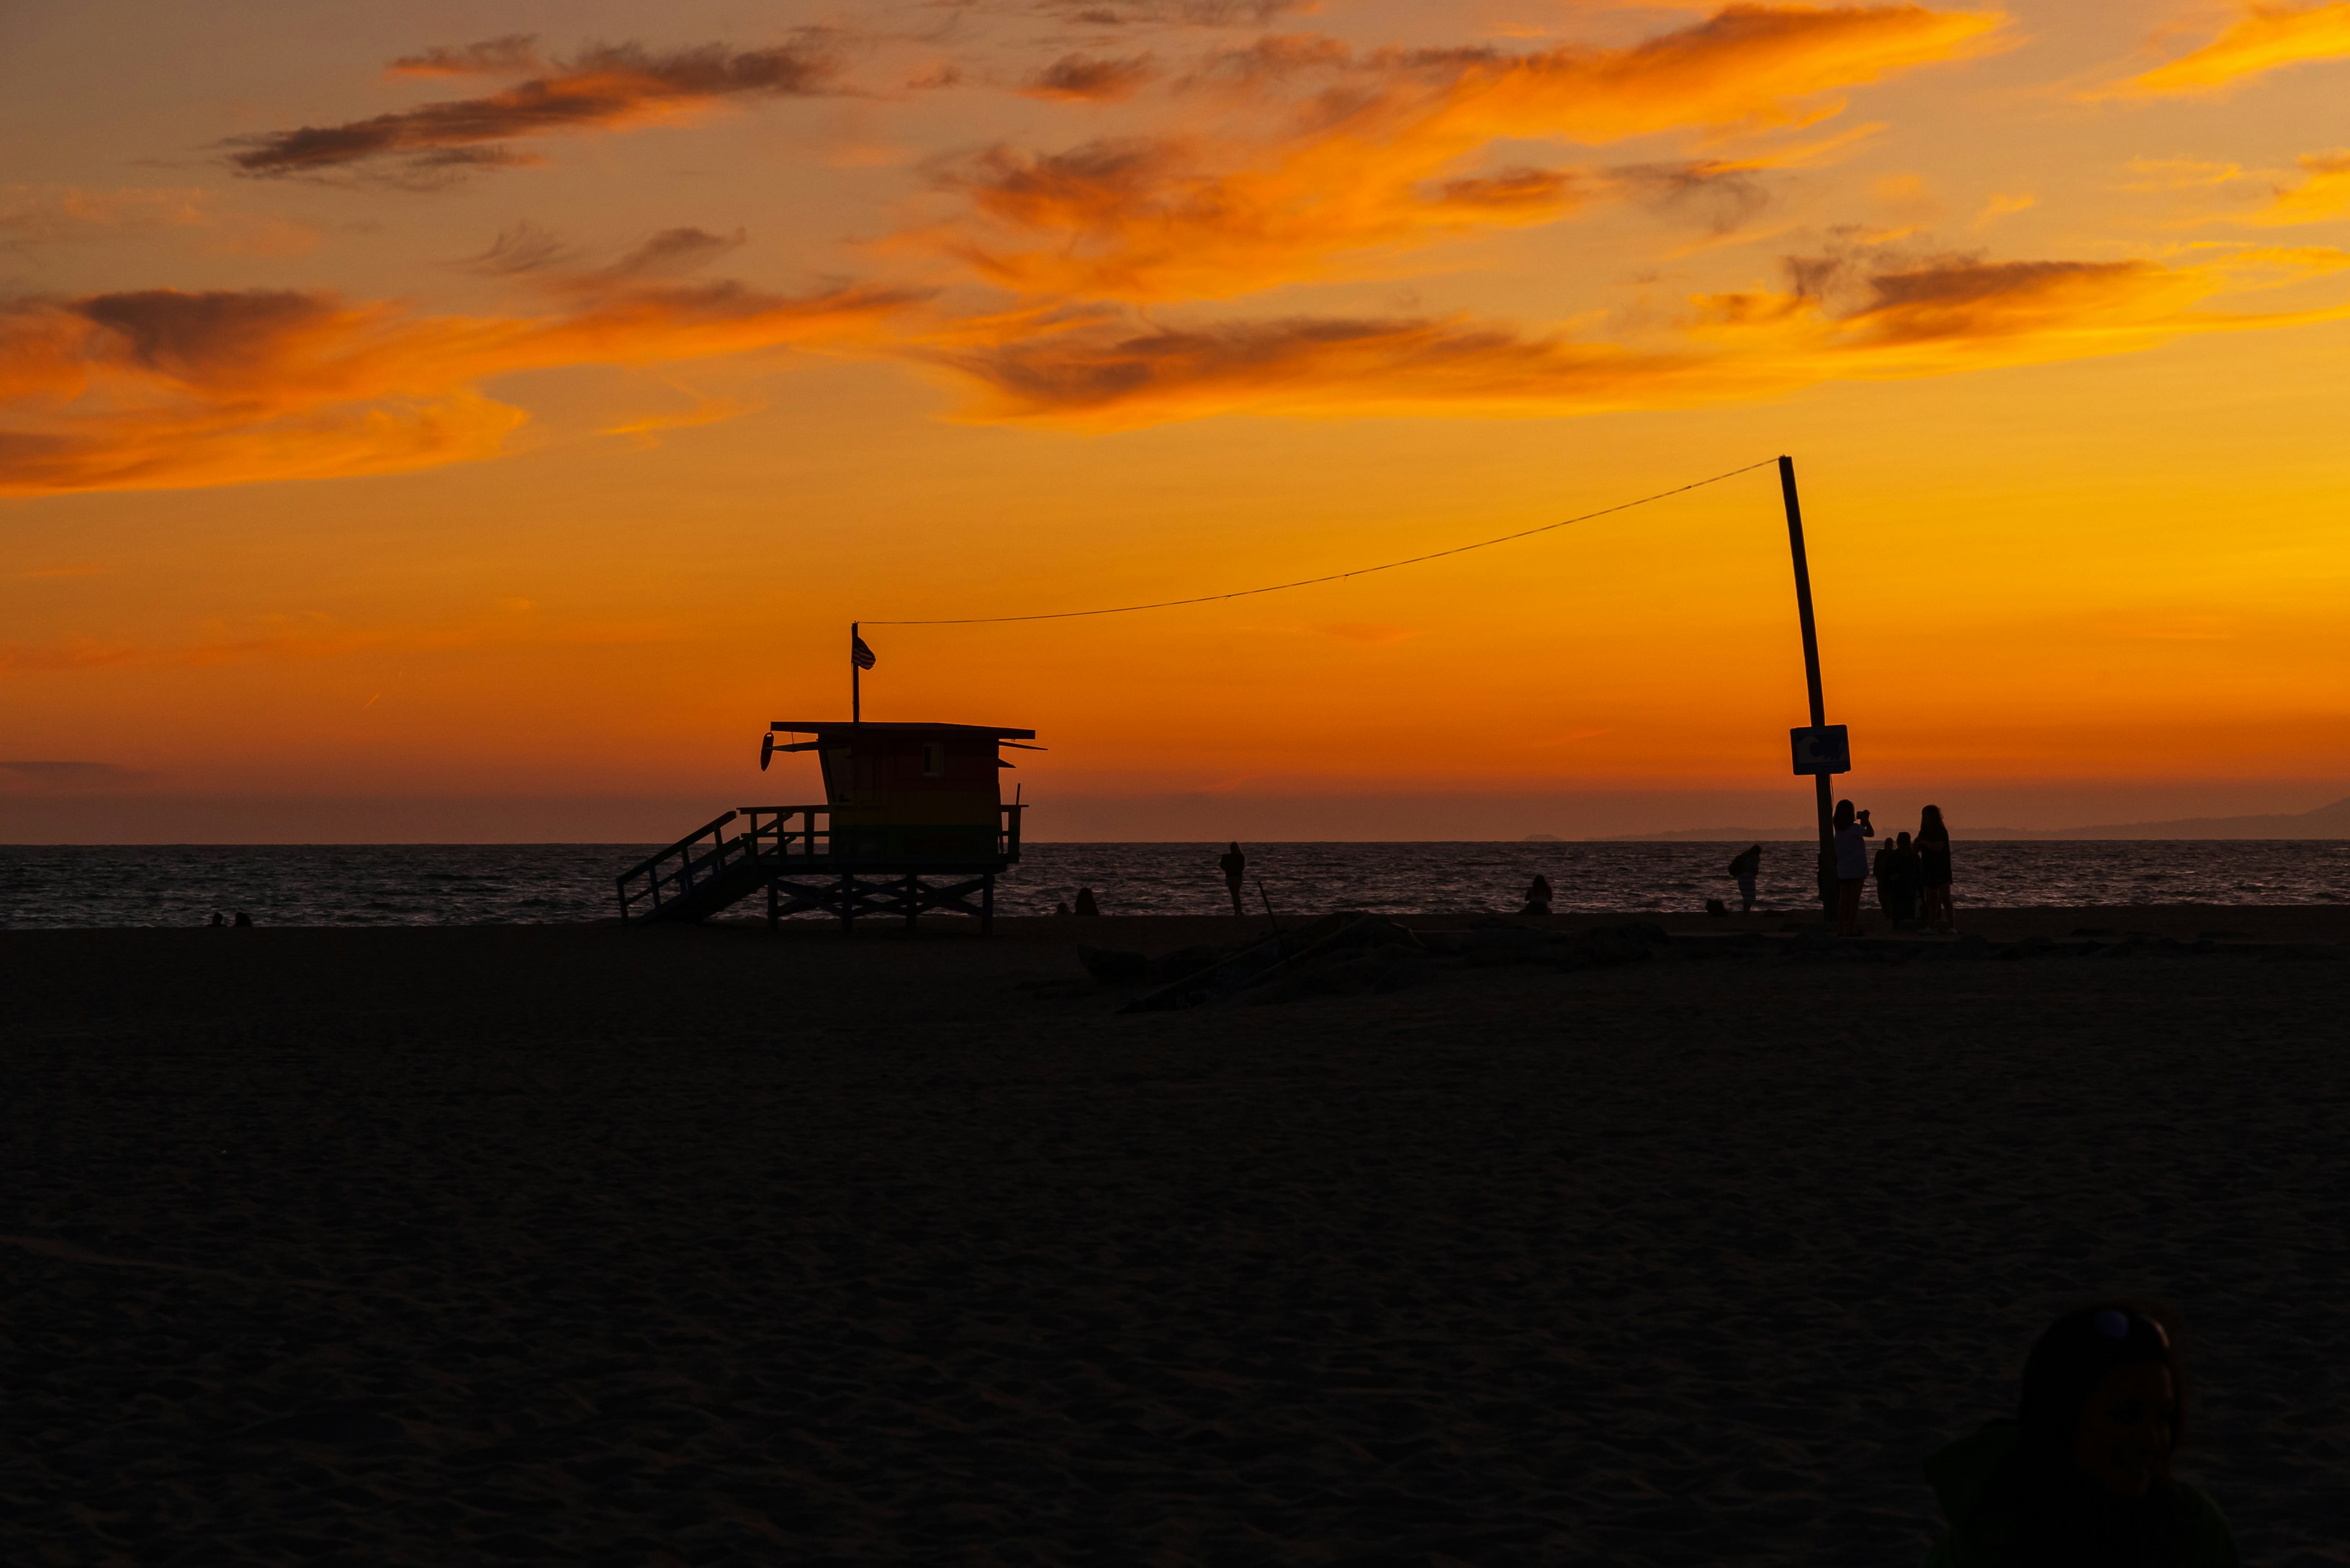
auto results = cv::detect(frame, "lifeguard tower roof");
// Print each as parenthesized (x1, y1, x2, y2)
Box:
(767, 721, 1036, 738)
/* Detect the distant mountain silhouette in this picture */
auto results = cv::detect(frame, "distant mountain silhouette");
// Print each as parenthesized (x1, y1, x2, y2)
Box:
(1593, 794, 2350, 842)
(2015, 793, 2350, 840)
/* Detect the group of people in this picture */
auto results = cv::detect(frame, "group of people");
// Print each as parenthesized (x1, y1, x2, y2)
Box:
(1715, 803, 1956, 934)
(1832, 800, 1956, 935)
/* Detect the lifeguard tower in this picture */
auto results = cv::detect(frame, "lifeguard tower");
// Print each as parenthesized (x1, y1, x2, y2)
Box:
(615, 718, 1037, 931)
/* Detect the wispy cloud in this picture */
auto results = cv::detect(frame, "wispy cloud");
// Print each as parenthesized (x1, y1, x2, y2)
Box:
(2101, 1, 2350, 97)
(1024, 52, 1161, 101)
(925, 248, 2350, 425)
(1, 184, 320, 258)
(228, 39, 842, 183)
(1616, 160, 1775, 234)
(1178, 32, 1349, 91)
(464, 220, 575, 275)
(1035, 0, 1315, 27)
(608, 226, 749, 276)
(2121, 158, 2248, 193)
(0, 251, 920, 495)
(1970, 191, 2034, 229)
(388, 35, 544, 78)
(2244, 149, 2350, 224)
(925, 6, 2008, 301)
(1, 184, 210, 242)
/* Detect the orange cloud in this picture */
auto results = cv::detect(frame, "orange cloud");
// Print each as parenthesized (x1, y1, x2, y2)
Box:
(230, 39, 839, 182)
(1040, 0, 1315, 25)
(0, 271, 915, 495)
(932, 5, 2007, 300)
(2244, 149, 2350, 224)
(388, 35, 544, 78)
(1024, 53, 1161, 102)
(927, 248, 2349, 425)
(2105, 2, 2350, 96)
(1179, 32, 1352, 91)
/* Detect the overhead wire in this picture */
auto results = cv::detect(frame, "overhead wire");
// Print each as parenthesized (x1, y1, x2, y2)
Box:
(861, 456, 1781, 627)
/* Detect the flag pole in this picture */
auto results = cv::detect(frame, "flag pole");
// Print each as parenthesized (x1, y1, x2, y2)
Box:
(851, 621, 860, 724)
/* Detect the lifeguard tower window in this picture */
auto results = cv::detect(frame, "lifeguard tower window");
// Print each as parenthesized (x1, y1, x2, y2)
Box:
(922, 743, 945, 778)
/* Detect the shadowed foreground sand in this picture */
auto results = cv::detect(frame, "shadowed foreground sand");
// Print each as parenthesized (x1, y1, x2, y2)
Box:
(2, 909, 2344, 1566)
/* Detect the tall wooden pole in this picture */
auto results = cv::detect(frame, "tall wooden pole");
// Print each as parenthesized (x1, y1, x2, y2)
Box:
(1778, 456, 1835, 916)
(851, 621, 861, 724)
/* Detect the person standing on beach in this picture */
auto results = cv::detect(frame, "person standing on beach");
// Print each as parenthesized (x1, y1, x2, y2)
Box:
(1219, 842, 1248, 916)
(1833, 800, 1873, 935)
(1918, 804, 1956, 933)
(1889, 831, 1924, 925)
(1727, 844, 1762, 913)
(1923, 1304, 2235, 1566)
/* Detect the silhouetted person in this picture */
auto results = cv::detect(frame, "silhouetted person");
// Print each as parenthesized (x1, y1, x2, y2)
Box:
(208, 912, 226, 927)
(1873, 835, 1897, 922)
(233, 911, 253, 927)
(1889, 830, 1924, 925)
(1727, 844, 1761, 913)
(1219, 842, 1248, 916)
(1919, 803, 1955, 933)
(1924, 1304, 2235, 1566)
(1073, 887, 1099, 918)
(1832, 799, 1873, 935)
(1053, 900, 1071, 917)
(1519, 873, 1552, 916)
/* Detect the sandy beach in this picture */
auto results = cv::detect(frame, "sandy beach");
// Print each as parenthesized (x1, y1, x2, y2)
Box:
(3, 909, 2344, 1565)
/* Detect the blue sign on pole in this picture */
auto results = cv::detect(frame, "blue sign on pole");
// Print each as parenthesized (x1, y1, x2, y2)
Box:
(1790, 724, 1851, 775)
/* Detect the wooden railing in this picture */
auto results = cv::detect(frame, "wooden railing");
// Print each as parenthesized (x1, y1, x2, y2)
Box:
(737, 803, 1029, 863)
(616, 810, 754, 922)
(618, 801, 1034, 921)
(738, 805, 834, 861)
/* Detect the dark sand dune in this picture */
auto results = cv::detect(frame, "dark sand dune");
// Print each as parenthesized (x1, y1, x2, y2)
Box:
(2, 911, 2344, 1565)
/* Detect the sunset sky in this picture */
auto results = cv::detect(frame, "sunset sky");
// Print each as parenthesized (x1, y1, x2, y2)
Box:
(4, 0, 2347, 841)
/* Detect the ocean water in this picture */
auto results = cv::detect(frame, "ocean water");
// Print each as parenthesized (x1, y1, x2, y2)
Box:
(1, 839, 2344, 928)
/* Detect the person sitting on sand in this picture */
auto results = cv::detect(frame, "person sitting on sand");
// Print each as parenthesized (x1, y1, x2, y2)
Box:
(1918, 804, 1956, 934)
(1073, 887, 1099, 918)
(1832, 801, 1873, 935)
(209, 911, 226, 927)
(1726, 844, 1762, 913)
(1924, 1304, 2235, 1567)
(1519, 874, 1552, 916)
(1219, 842, 1248, 916)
